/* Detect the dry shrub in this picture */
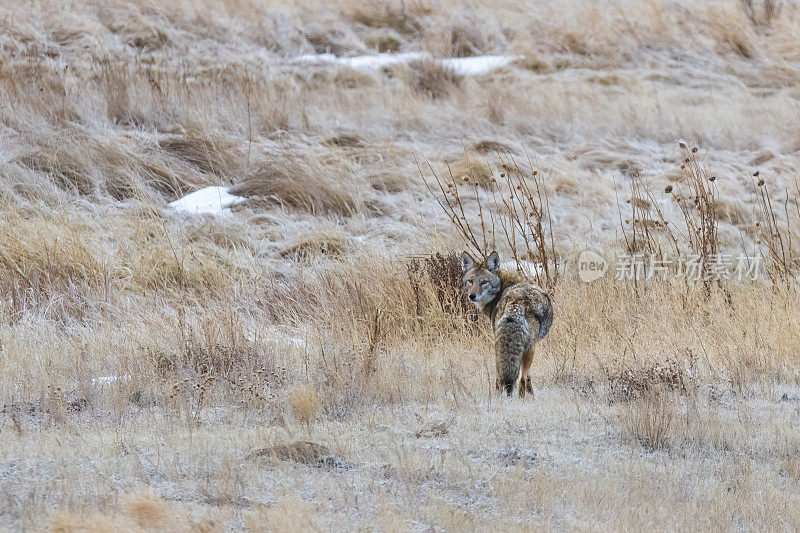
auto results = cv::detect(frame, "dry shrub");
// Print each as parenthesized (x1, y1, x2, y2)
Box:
(740, 0, 782, 28)
(622, 388, 676, 451)
(780, 455, 800, 481)
(0, 214, 103, 287)
(330, 66, 378, 89)
(407, 60, 461, 98)
(749, 149, 775, 166)
(448, 157, 494, 189)
(289, 386, 322, 430)
(749, 173, 799, 284)
(604, 359, 690, 403)
(302, 23, 363, 55)
(176, 312, 268, 378)
(15, 127, 209, 203)
(619, 174, 676, 260)
(158, 129, 242, 177)
(244, 493, 320, 531)
(0, 212, 108, 325)
(20, 144, 97, 197)
(444, 22, 491, 57)
(231, 151, 360, 216)
(366, 169, 411, 193)
(274, 253, 478, 341)
(348, 1, 429, 35)
(279, 230, 351, 261)
(407, 252, 479, 330)
(123, 490, 170, 529)
(364, 28, 404, 52)
(248, 441, 343, 466)
(49, 512, 126, 533)
(712, 197, 749, 226)
(324, 132, 363, 148)
(665, 144, 721, 287)
(473, 140, 515, 155)
(128, 241, 237, 294)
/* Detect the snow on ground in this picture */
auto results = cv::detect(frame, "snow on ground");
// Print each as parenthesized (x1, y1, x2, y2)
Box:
(168, 186, 245, 216)
(441, 55, 524, 76)
(291, 52, 522, 75)
(91, 375, 132, 385)
(294, 52, 425, 69)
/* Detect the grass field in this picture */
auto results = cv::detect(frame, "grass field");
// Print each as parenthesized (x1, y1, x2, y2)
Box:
(2, 0, 800, 530)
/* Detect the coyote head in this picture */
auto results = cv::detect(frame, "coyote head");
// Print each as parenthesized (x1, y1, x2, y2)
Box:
(461, 251, 502, 311)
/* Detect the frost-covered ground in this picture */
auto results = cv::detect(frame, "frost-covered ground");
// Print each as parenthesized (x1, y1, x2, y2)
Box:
(6, 385, 800, 530)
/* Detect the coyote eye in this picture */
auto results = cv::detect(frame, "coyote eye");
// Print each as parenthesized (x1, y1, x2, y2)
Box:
(481, 280, 489, 286)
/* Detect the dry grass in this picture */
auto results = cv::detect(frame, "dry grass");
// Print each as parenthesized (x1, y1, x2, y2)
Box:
(2, 0, 800, 530)
(288, 386, 322, 431)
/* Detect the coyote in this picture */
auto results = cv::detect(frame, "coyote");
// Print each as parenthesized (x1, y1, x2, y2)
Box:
(461, 251, 553, 397)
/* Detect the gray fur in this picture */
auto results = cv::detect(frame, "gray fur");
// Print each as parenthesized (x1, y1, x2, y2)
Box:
(461, 250, 554, 397)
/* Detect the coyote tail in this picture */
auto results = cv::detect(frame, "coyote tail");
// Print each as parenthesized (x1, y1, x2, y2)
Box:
(536, 292, 553, 340)
(495, 305, 529, 395)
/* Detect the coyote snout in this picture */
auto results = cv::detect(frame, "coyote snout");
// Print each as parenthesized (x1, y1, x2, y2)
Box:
(462, 251, 553, 397)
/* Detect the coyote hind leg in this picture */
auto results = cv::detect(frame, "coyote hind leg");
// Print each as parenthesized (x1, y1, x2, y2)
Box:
(519, 345, 536, 398)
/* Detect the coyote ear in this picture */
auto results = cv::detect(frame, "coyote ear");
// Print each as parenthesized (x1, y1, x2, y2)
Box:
(461, 251, 475, 271)
(487, 251, 500, 271)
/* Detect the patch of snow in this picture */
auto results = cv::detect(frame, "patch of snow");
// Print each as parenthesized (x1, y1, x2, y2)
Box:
(500, 260, 544, 278)
(248, 326, 308, 349)
(168, 186, 245, 216)
(290, 52, 520, 76)
(91, 375, 131, 385)
(294, 52, 425, 70)
(442, 55, 524, 76)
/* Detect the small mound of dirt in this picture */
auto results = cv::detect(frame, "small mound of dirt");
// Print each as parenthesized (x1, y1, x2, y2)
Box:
(279, 231, 350, 260)
(247, 441, 350, 469)
(416, 420, 449, 438)
(324, 133, 363, 148)
(749, 150, 774, 166)
(448, 158, 495, 189)
(473, 140, 515, 154)
(407, 59, 462, 99)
